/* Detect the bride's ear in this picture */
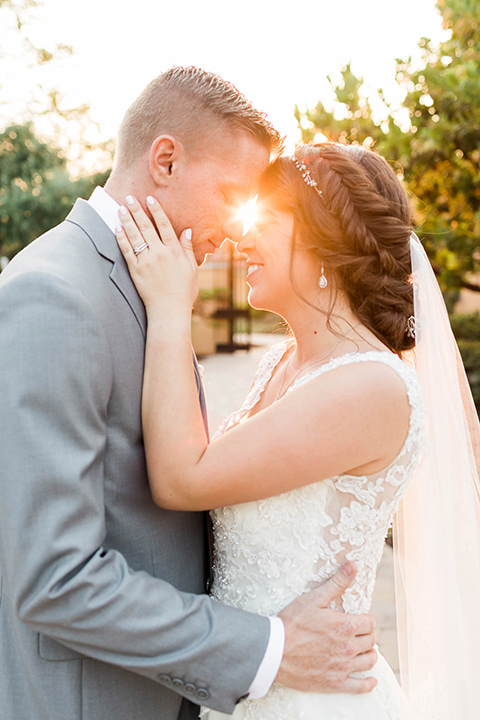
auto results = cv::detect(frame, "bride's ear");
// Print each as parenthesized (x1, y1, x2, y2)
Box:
(149, 135, 182, 187)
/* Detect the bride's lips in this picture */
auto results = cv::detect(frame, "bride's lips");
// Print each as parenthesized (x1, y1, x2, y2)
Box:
(246, 264, 264, 280)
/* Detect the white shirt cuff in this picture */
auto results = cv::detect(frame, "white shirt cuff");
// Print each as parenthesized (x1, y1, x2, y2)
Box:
(247, 617, 285, 699)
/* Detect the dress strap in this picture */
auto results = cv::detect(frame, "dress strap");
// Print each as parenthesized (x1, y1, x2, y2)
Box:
(291, 350, 412, 392)
(213, 341, 289, 437)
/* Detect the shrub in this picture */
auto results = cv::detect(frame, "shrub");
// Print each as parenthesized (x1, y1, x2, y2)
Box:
(451, 312, 480, 415)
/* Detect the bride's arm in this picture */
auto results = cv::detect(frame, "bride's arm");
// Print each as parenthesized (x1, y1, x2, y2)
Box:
(116, 196, 210, 494)
(116, 197, 409, 511)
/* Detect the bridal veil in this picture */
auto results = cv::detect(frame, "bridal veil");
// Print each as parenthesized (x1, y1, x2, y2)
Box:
(394, 234, 480, 719)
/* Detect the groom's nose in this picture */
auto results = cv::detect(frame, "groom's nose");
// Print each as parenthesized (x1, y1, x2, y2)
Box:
(224, 219, 244, 245)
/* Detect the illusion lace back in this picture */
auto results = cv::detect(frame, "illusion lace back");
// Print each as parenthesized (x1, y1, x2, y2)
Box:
(202, 343, 425, 720)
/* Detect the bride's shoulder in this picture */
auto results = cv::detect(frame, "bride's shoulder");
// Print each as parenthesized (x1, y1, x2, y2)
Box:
(294, 351, 418, 420)
(342, 351, 422, 406)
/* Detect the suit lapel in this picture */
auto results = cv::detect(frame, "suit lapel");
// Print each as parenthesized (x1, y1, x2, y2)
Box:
(66, 199, 146, 337)
(109, 260, 147, 337)
(67, 199, 213, 586)
(192, 352, 210, 439)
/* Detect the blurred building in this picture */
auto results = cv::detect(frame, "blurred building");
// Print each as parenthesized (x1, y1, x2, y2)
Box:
(192, 242, 252, 357)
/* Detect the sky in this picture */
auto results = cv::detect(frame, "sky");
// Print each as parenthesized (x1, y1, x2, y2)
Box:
(3, 0, 447, 159)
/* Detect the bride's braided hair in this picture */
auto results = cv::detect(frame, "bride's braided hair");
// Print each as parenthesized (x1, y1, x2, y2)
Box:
(260, 142, 415, 354)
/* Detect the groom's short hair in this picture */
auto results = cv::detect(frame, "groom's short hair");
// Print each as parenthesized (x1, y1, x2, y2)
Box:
(115, 66, 282, 168)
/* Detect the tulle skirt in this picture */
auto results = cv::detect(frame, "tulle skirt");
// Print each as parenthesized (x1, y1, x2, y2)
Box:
(201, 650, 410, 720)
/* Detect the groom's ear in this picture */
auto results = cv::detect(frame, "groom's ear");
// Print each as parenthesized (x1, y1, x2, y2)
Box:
(149, 135, 182, 186)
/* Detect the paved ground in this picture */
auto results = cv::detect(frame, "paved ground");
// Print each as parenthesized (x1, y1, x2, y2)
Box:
(200, 333, 400, 678)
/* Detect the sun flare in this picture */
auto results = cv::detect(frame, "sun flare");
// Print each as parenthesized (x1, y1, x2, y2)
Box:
(239, 195, 258, 237)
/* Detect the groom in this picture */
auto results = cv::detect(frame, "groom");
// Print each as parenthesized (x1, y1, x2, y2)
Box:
(0, 67, 377, 720)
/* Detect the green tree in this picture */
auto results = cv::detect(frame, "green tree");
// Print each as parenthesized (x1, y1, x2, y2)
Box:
(0, 123, 108, 259)
(0, 0, 74, 103)
(0, 0, 38, 29)
(393, 0, 480, 293)
(450, 311, 480, 413)
(1, 0, 113, 176)
(296, 0, 480, 295)
(294, 63, 389, 147)
(0, 1, 113, 261)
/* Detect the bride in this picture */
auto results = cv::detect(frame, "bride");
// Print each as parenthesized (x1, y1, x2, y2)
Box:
(116, 142, 480, 719)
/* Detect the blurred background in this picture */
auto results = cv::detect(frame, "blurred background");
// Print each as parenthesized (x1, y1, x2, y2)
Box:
(1, 0, 479, 411)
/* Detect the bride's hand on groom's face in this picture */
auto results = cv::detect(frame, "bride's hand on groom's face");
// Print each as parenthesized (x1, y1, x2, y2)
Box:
(277, 562, 378, 694)
(115, 195, 199, 314)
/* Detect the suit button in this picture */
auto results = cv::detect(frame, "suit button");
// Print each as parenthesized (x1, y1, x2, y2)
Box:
(158, 674, 172, 685)
(184, 683, 196, 695)
(196, 688, 210, 700)
(171, 678, 184, 689)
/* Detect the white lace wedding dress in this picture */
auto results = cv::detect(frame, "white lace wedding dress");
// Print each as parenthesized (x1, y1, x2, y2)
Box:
(201, 343, 425, 720)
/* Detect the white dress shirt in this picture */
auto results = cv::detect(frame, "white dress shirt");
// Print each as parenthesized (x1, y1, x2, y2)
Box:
(87, 187, 285, 699)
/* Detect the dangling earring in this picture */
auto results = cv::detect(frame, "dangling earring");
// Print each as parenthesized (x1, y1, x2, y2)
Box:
(319, 266, 328, 289)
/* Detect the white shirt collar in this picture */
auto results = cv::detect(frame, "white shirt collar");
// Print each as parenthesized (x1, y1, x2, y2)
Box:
(87, 186, 120, 234)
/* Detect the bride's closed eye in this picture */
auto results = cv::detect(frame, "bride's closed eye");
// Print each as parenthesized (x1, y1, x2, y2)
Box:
(254, 208, 277, 233)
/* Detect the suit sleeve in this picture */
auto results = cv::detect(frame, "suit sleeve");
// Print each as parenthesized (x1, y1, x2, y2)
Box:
(0, 268, 270, 714)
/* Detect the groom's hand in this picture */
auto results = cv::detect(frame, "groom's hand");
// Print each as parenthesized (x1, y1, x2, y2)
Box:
(276, 562, 377, 694)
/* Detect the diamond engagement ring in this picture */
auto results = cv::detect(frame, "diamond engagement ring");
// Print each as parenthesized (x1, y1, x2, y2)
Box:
(133, 242, 149, 256)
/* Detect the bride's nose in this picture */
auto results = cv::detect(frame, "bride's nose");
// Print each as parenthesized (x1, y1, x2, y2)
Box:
(236, 227, 257, 256)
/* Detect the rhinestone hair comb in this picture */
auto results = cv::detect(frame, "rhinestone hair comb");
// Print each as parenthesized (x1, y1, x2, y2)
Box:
(290, 157, 323, 197)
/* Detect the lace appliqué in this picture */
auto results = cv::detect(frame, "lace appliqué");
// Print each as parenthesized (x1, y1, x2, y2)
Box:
(203, 345, 425, 720)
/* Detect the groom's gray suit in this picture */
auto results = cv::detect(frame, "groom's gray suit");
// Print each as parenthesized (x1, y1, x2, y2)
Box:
(0, 200, 270, 720)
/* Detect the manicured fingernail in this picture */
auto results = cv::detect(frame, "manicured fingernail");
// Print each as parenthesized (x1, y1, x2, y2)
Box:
(115, 225, 124, 234)
(119, 206, 128, 215)
(126, 195, 135, 205)
(146, 196, 156, 206)
(185, 228, 192, 240)
(341, 563, 354, 577)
